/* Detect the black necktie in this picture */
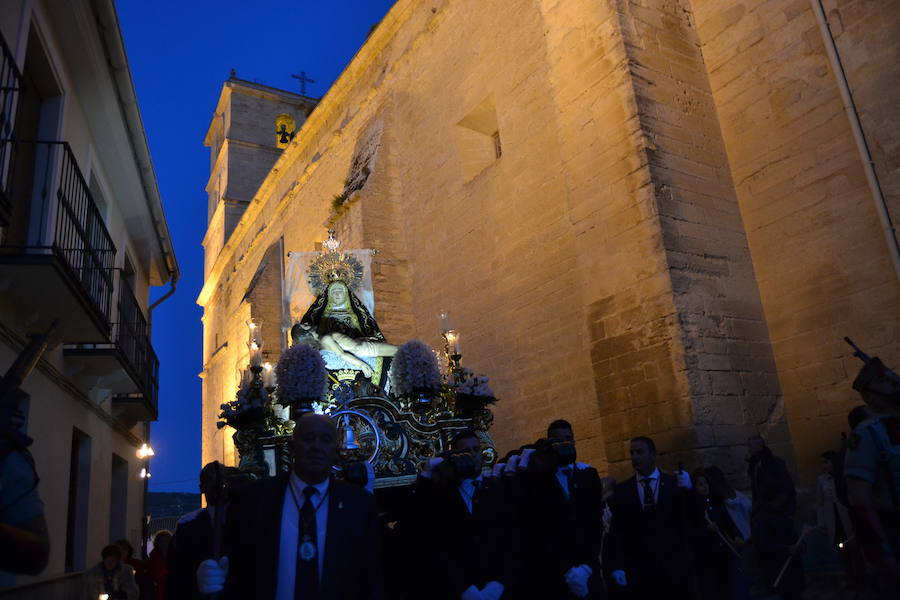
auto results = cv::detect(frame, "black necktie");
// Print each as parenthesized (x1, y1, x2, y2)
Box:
(464, 480, 480, 514)
(295, 487, 319, 599)
(641, 477, 656, 509)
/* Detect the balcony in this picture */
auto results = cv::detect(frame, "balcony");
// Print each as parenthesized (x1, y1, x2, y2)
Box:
(0, 140, 116, 342)
(65, 276, 159, 423)
(0, 32, 23, 226)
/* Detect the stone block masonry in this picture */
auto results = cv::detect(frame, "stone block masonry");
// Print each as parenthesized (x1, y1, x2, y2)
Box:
(691, 0, 900, 481)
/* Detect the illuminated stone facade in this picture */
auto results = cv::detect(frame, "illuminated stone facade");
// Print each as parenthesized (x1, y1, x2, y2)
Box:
(199, 0, 900, 488)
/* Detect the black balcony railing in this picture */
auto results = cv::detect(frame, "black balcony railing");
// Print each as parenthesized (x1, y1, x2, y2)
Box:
(146, 342, 159, 413)
(114, 280, 159, 408)
(0, 32, 24, 224)
(1, 140, 116, 326)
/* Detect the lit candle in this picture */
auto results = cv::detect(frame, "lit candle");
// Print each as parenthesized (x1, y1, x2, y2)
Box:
(250, 341, 262, 367)
(438, 311, 452, 331)
(247, 319, 263, 347)
(445, 330, 460, 355)
(263, 362, 276, 387)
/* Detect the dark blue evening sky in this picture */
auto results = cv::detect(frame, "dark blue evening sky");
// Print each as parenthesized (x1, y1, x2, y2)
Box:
(116, 0, 396, 493)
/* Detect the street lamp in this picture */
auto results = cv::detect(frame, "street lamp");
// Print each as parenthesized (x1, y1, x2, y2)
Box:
(137, 441, 155, 558)
(137, 443, 155, 459)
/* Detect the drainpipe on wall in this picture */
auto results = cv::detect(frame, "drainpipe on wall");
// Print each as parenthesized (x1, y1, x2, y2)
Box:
(142, 277, 176, 557)
(811, 0, 900, 287)
(148, 277, 177, 336)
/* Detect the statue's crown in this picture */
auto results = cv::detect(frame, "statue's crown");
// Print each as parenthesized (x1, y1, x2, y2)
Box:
(307, 230, 364, 293)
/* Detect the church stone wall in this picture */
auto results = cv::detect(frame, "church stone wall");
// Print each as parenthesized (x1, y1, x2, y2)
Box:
(621, 1, 787, 475)
(200, 0, 900, 486)
(690, 0, 900, 481)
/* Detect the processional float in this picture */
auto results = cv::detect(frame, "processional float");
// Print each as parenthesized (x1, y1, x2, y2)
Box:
(216, 231, 497, 487)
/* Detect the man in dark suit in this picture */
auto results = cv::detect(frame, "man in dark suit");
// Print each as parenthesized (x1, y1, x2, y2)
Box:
(196, 413, 383, 599)
(605, 436, 694, 599)
(412, 428, 513, 600)
(520, 420, 605, 598)
(747, 435, 804, 600)
(166, 462, 247, 599)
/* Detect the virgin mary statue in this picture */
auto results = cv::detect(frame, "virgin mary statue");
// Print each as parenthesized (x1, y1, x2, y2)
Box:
(290, 239, 397, 379)
(300, 278, 385, 342)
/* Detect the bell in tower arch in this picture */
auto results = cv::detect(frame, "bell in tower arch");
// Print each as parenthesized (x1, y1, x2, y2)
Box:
(275, 113, 297, 148)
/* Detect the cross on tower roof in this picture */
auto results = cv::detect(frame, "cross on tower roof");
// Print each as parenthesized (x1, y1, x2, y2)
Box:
(291, 71, 315, 96)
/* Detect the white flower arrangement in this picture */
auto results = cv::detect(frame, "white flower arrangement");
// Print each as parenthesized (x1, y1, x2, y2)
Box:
(217, 380, 270, 429)
(275, 343, 328, 404)
(452, 368, 495, 399)
(390, 339, 443, 397)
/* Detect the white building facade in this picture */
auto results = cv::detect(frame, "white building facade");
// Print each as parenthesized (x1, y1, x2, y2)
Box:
(0, 0, 177, 596)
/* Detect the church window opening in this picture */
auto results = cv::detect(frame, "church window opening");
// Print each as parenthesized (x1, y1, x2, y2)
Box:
(456, 94, 502, 181)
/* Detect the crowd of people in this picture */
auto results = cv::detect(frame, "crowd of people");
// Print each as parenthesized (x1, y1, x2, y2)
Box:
(4, 353, 896, 600)
(151, 408, 890, 600)
(74, 352, 899, 600)
(80, 532, 172, 600)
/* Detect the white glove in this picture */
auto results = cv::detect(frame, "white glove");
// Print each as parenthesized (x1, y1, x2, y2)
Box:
(564, 565, 591, 598)
(519, 448, 535, 469)
(506, 455, 521, 471)
(611, 569, 627, 587)
(364, 461, 376, 494)
(420, 456, 444, 479)
(676, 470, 692, 490)
(461, 584, 485, 600)
(481, 580, 504, 600)
(491, 463, 506, 478)
(197, 556, 229, 594)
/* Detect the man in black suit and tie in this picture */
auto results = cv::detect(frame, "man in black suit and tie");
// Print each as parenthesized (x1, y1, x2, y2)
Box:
(520, 420, 605, 598)
(412, 428, 513, 600)
(166, 462, 248, 599)
(605, 436, 694, 599)
(196, 413, 383, 599)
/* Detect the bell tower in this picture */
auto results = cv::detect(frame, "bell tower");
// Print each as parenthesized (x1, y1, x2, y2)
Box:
(202, 72, 317, 275)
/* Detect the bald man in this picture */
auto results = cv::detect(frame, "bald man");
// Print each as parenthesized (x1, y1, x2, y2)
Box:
(197, 414, 383, 599)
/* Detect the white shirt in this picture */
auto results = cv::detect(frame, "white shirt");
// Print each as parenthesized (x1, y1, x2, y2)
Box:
(275, 474, 330, 600)
(724, 490, 752, 541)
(636, 468, 661, 506)
(556, 466, 574, 500)
(457, 475, 483, 513)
